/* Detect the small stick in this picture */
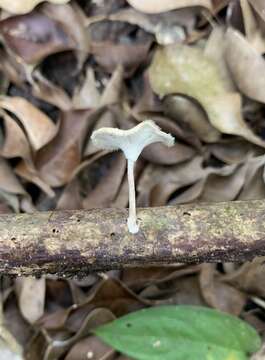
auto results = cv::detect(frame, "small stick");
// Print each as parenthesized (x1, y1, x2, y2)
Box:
(0, 200, 264, 277)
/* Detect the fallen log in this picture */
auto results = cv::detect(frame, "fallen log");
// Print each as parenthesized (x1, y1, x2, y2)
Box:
(0, 200, 265, 276)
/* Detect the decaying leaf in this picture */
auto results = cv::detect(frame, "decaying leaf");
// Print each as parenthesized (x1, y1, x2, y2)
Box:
(149, 43, 265, 148)
(0, 97, 57, 151)
(83, 152, 126, 209)
(126, 0, 212, 14)
(239, 0, 265, 53)
(0, 12, 75, 65)
(0, 0, 70, 14)
(0, 110, 32, 165)
(36, 110, 91, 187)
(200, 264, 246, 315)
(163, 95, 220, 143)
(65, 336, 116, 360)
(225, 28, 265, 104)
(16, 277, 46, 324)
(0, 158, 29, 212)
(91, 41, 152, 76)
(73, 68, 100, 110)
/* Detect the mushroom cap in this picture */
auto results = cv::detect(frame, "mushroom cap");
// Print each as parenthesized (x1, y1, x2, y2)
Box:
(91, 120, 175, 161)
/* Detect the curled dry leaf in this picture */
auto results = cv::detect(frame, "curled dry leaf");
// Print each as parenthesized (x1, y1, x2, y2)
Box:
(108, 8, 187, 46)
(225, 28, 265, 104)
(32, 71, 72, 111)
(91, 40, 152, 76)
(222, 257, 265, 298)
(248, 0, 265, 22)
(41, 308, 116, 359)
(142, 141, 195, 165)
(83, 153, 126, 209)
(137, 156, 238, 206)
(15, 160, 55, 197)
(239, 0, 265, 54)
(0, 0, 70, 14)
(0, 12, 75, 65)
(0, 158, 29, 212)
(36, 110, 91, 187)
(208, 140, 259, 164)
(73, 68, 100, 110)
(41, 2, 89, 65)
(100, 65, 124, 107)
(57, 180, 83, 210)
(0, 110, 32, 165)
(199, 264, 246, 316)
(198, 162, 249, 202)
(15, 277, 46, 324)
(149, 43, 265, 148)
(83, 152, 126, 209)
(126, 0, 212, 14)
(204, 26, 235, 92)
(238, 155, 265, 200)
(0, 96, 57, 151)
(65, 336, 116, 360)
(163, 95, 220, 143)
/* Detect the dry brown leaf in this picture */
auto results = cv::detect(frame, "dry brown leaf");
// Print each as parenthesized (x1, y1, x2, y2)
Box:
(65, 278, 149, 332)
(57, 180, 82, 210)
(0, 12, 75, 65)
(225, 28, 265, 104)
(126, 0, 212, 14)
(91, 41, 151, 76)
(142, 141, 195, 165)
(0, 110, 32, 164)
(36, 110, 91, 187)
(198, 162, 248, 202)
(137, 156, 238, 206)
(240, 0, 265, 53)
(150, 44, 265, 148)
(238, 155, 265, 200)
(73, 68, 100, 110)
(108, 8, 187, 46)
(0, 157, 29, 212)
(168, 178, 206, 205)
(222, 257, 265, 298)
(100, 65, 124, 106)
(0, 97, 57, 151)
(16, 277, 46, 324)
(200, 264, 246, 315)
(163, 95, 220, 143)
(65, 336, 116, 360)
(83, 152, 126, 209)
(42, 308, 116, 360)
(15, 160, 55, 198)
(204, 26, 235, 92)
(32, 71, 72, 111)
(248, 0, 265, 22)
(0, 0, 70, 14)
(208, 140, 259, 164)
(41, 2, 89, 65)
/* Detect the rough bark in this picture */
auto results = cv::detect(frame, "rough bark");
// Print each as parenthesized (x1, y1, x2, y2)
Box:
(0, 200, 265, 276)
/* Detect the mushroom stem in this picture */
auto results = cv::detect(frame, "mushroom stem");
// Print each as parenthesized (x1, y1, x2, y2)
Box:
(127, 159, 139, 234)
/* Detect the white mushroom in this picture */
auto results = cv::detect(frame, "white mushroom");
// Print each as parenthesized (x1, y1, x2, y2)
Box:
(91, 120, 174, 234)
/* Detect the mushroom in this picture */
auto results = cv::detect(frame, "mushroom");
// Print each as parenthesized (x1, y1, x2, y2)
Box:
(91, 120, 175, 234)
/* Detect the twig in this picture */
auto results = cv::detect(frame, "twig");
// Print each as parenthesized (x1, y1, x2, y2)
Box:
(0, 200, 265, 277)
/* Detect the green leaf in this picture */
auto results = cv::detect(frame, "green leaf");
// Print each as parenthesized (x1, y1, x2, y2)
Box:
(94, 305, 261, 360)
